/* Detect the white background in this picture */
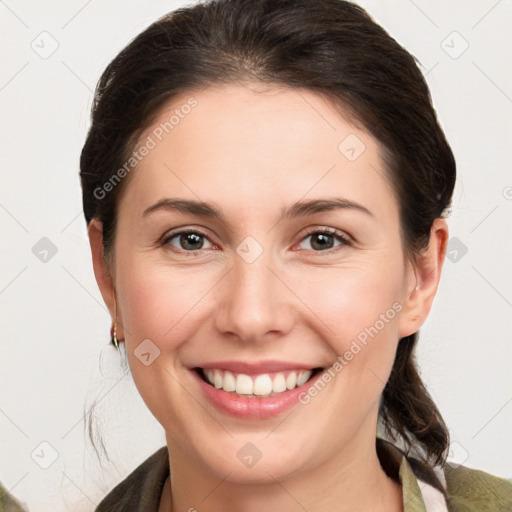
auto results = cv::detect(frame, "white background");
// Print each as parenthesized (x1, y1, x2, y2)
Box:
(1, 1, 511, 510)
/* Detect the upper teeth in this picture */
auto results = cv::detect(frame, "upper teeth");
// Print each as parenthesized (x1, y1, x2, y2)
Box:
(202, 369, 314, 397)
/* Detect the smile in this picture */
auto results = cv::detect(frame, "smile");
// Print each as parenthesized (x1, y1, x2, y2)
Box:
(190, 363, 326, 420)
(197, 367, 323, 398)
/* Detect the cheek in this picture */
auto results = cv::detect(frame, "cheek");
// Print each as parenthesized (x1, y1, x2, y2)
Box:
(114, 256, 212, 425)
(299, 260, 404, 343)
(296, 258, 405, 396)
(116, 256, 214, 349)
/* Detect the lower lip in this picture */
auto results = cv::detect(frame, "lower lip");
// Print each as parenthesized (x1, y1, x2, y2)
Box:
(190, 368, 323, 419)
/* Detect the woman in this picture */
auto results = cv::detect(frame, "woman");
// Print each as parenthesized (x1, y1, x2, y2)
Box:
(80, 0, 512, 510)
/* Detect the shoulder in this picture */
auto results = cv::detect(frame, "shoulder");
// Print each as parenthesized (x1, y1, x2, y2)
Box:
(443, 462, 512, 512)
(95, 446, 169, 512)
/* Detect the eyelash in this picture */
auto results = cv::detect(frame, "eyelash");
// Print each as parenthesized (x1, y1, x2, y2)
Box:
(160, 227, 353, 256)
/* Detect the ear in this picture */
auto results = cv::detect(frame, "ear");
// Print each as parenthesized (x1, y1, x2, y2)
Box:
(88, 219, 125, 339)
(398, 218, 449, 338)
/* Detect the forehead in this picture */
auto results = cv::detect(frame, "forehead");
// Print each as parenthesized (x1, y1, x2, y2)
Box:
(118, 82, 398, 223)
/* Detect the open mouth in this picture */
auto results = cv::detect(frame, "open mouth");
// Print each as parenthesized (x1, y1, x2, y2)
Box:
(193, 367, 324, 398)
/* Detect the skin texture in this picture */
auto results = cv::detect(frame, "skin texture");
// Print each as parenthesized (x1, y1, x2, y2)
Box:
(88, 82, 448, 512)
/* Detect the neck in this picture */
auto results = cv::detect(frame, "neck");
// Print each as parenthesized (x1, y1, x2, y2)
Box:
(160, 426, 403, 512)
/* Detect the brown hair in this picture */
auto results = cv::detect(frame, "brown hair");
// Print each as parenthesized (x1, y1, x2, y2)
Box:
(80, 0, 455, 468)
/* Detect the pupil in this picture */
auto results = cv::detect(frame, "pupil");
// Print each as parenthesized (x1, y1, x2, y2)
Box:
(312, 233, 333, 250)
(181, 233, 203, 250)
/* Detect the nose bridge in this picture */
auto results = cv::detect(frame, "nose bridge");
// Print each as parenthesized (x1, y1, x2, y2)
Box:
(215, 238, 294, 343)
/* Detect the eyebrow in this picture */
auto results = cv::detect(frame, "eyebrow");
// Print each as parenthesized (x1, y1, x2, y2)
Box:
(142, 197, 374, 222)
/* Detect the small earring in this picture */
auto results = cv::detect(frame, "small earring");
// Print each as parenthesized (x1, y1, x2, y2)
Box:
(111, 320, 119, 349)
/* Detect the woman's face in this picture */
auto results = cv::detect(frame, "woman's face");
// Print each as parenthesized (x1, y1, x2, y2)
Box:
(91, 82, 444, 482)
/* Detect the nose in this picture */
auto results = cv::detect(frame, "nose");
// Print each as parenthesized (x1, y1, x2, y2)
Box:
(214, 245, 296, 345)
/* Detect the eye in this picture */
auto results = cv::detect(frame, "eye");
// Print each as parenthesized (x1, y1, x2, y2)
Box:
(161, 229, 217, 252)
(297, 227, 352, 253)
(160, 227, 352, 255)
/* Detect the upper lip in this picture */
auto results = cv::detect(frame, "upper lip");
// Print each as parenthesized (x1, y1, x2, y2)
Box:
(192, 360, 323, 374)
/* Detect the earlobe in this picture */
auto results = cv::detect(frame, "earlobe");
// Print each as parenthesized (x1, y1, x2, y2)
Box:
(398, 218, 449, 338)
